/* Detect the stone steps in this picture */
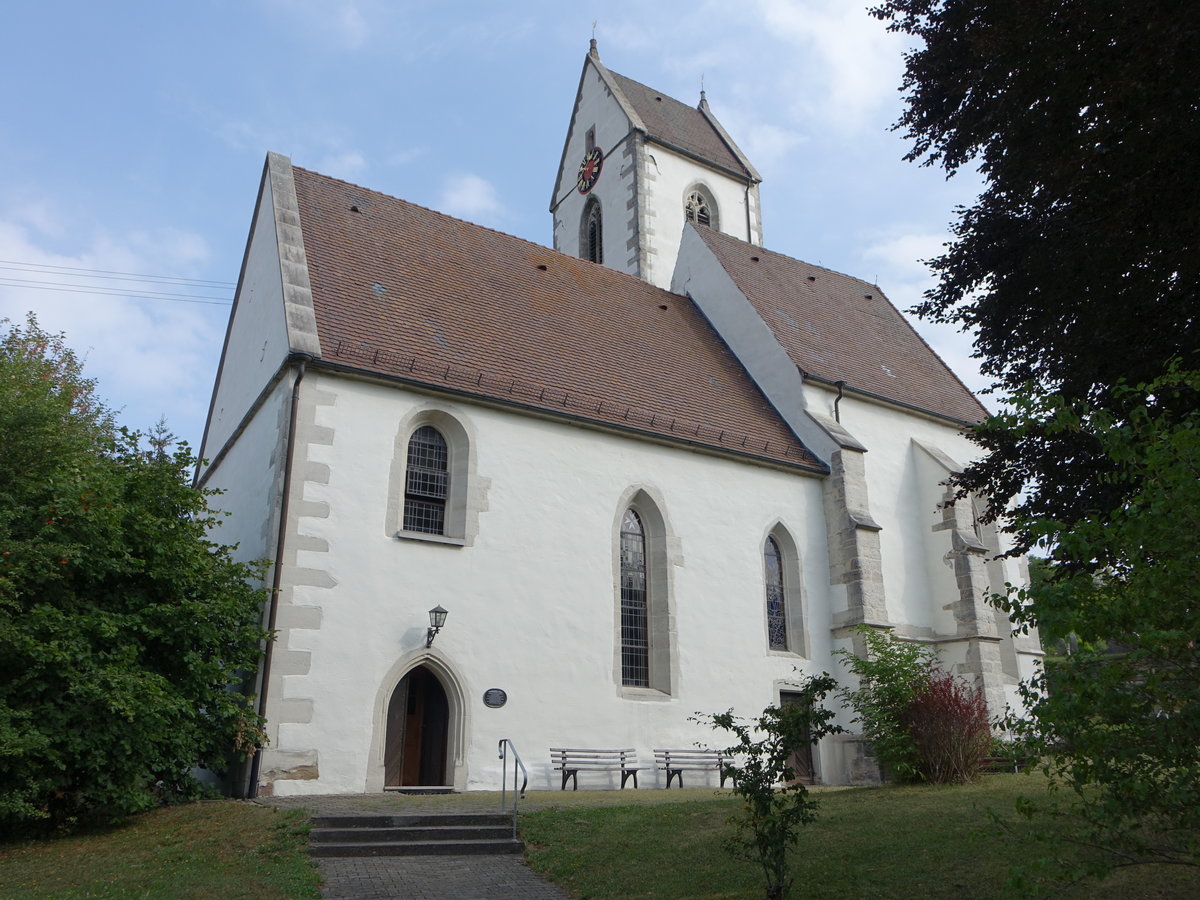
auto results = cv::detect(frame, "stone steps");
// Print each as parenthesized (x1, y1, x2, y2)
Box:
(309, 811, 523, 858)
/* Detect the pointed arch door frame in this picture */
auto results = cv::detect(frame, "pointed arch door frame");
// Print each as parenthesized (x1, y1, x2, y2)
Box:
(367, 650, 469, 792)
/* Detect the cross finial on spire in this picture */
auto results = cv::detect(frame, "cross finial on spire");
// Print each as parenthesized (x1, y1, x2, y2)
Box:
(589, 23, 598, 57)
(700, 73, 706, 104)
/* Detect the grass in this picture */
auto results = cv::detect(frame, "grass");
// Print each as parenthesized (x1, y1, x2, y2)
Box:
(0, 800, 320, 899)
(2, 777, 1197, 899)
(521, 774, 1200, 899)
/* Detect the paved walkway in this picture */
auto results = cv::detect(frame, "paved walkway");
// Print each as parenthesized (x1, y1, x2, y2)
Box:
(261, 788, 739, 899)
(261, 791, 576, 900)
(314, 854, 568, 899)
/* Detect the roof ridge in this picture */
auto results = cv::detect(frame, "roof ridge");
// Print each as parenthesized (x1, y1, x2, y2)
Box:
(606, 70, 752, 179)
(700, 226, 877, 287)
(292, 163, 687, 300)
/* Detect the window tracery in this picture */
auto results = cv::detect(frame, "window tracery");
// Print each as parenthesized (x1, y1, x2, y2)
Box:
(685, 190, 714, 228)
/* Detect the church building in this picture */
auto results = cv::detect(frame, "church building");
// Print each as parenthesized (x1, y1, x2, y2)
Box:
(197, 43, 1041, 797)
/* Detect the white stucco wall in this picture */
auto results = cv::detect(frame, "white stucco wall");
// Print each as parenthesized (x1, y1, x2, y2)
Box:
(801, 381, 1039, 688)
(201, 375, 290, 567)
(199, 174, 291, 470)
(258, 372, 848, 795)
(640, 146, 758, 290)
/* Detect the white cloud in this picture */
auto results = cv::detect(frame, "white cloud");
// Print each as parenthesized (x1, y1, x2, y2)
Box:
(752, 0, 907, 132)
(314, 150, 368, 182)
(437, 173, 505, 224)
(0, 214, 228, 448)
(740, 123, 808, 169)
(863, 230, 948, 280)
(213, 115, 369, 183)
(261, 0, 374, 50)
(388, 147, 429, 168)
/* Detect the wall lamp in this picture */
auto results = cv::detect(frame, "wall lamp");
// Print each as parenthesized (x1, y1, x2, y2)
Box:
(426, 605, 449, 648)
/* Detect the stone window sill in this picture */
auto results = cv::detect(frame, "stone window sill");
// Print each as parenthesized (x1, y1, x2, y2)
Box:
(619, 686, 673, 702)
(394, 530, 466, 547)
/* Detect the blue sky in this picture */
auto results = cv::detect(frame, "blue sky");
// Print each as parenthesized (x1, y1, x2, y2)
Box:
(0, 0, 984, 451)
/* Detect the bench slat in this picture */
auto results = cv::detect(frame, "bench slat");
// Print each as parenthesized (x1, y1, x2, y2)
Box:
(652, 748, 730, 789)
(550, 748, 639, 790)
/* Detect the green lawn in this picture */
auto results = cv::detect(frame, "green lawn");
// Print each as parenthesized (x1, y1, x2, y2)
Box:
(521, 774, 1200, 899)
(2, 777, 1197, 899)
(0, 800, 320, 899)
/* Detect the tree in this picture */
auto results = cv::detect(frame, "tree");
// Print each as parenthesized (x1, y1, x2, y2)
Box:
(871, 0, 1200, 551)
(699, 674, 842, 900)
(993, 371, 1200, 873)
(0, 316, 268, 832)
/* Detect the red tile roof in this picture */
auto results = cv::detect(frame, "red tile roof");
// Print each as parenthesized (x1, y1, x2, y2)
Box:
(693, 227, 989, 424)
(290, 167, 823, 471)
(609, 72, 751, 178)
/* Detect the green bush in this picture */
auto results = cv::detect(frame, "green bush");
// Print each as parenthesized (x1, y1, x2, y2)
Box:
(836, 627, 937, 782)
(838, 627, 991, 784)
(698, 673, 843, 900)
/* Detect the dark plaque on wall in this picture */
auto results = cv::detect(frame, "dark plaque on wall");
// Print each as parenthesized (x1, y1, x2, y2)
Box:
(483, 688, 507, 709)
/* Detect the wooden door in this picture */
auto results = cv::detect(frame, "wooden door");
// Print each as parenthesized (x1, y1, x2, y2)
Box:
(779, 691, 816, 784)
(385, 667, 450, 787)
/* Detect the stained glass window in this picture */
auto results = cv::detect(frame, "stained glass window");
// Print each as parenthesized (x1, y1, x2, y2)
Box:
(620, 508, 649, 686)
(765, 536, 788, 651)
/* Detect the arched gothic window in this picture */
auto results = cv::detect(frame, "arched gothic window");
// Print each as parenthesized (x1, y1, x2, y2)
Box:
(620, 508, 649, 686)
(404, 425, 448, 534)
(582, 197, 603, 264)
(685, 190, 714, 228)
(764, 536, 788, 651)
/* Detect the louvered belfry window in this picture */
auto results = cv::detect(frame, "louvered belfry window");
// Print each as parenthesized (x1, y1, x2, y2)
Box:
(583, 198, 603, 264)
(765, 536, 788, 651)
(404, 425, 448, 534)
(620, 508, 650, 686)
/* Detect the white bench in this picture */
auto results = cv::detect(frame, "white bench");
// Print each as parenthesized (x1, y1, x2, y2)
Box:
(653, 748, 730, 789)
(550, 747, 640, 790)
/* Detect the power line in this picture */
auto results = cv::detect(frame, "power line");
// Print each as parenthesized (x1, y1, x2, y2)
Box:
(0, 278, 232, 306)
(0, 259, 235, 288)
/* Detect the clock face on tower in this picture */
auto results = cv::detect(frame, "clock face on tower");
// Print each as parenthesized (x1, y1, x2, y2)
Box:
(576, 147, 603, 194)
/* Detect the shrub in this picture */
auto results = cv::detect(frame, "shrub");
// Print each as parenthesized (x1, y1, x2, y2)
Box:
(698, 673, 843, 900)
(836, 627, 937, 782)
(907, 669, 991, 784)
(838, 627, 993, 784)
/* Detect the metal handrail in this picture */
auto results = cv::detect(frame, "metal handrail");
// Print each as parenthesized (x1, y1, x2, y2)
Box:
(497, 738, 528, 839)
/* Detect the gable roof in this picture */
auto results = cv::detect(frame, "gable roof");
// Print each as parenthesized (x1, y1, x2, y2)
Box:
(607, 71, 756, 180)
(289, 164, 822, 472)
(692, 226, 989, 424)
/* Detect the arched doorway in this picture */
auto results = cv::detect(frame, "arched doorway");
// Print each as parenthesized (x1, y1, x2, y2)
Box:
(384, 665, 450, 787)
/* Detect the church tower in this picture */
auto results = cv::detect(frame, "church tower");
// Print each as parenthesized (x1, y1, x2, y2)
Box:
(550, 41, 763, 290)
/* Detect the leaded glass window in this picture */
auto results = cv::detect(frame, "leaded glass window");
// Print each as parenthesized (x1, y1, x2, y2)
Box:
(685, 190, 712, 227)
(404, 425, 448, 534)
(620, 508, 649, 686)
(765, 536, 788, 651)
